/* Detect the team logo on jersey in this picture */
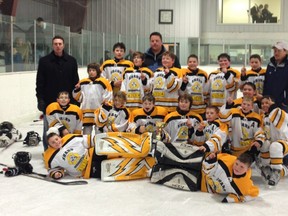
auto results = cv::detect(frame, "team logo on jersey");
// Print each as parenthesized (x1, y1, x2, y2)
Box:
(240, 126, 251, 146)
(111, 71, 122, 82)
(212, 80, 223, 90)
(191, 82, 202, 93)
(67, 152, 80, 166)
(128, 78, 140, 90)
(154, 77, 164, 89)
(207, 176, 223, 193)
(177, 126, 188, 140)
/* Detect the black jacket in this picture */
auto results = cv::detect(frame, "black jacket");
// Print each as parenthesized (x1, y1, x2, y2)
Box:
(36, 51, 79, 112)
(263, 55, 288, 108)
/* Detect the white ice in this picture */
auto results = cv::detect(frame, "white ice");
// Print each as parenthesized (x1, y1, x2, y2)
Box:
(0, 120, 287, 216)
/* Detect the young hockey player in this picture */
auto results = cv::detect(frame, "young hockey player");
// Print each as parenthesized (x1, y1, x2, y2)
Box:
(207, 53, 240, 107)
(201, 152, 259, 203)
(150, 141, 259, 203)
(151, 51, 182, 112)
(195, 106, 228, 153)
(127, 93, 168, 136)
(240, 54, 266, 99)
(44, 128, 155, 181)
(219, 96, 265, 158)
(73, 63, 112, 134)
(221, 82, 260, 114)
(100, 42, 134, 93)
(180, 54, 209, 117)
(161, 93, 203, 143)
(257, 96, 288, 186)
(120, 51, 153, 110)
(94, 91, 130, 132)
(46, 91, 83, 137)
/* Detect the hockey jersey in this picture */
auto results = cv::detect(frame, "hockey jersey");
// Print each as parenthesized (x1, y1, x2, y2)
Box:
(240, 68, 266, 95)
(151, 67, 182, 112)
(127, 106, 168, 134)
(120, 67, 153, 110)
(163, 108, 203, 143)
(44, 134, 94, 178)
(180, 68, 209, 114)
(94, 103, 130, 132)
(100, 59, 134, 92)
(207, 68, 239, 107)
(46, 102, 83, 134)
(194, 119, 228, 152)
(73, 77, 112, 125)
(219, 107, 264, 156)
(201, 153, 259, 203)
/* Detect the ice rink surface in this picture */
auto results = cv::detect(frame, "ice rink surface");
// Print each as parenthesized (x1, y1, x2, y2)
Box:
(0, 120, 287, 216)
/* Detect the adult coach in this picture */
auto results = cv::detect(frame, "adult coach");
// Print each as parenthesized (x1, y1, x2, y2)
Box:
(143, 32, 181, 71)
(36, 35, 79, 150)
(263, 41, 288, 112)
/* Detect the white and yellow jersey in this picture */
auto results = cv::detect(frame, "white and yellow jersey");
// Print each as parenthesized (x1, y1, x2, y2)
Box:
(181, 68, 209, 114)
(163, 109, 203, 143)
(201, 153, 259, 203)
(207, 68, 240, 107)
(127, 106, 168, 134)
(219, 107, 264, 156)
(240, 68, 266, 95)
(100, 59, 134, 92)
(72, 77, 112, 125)
(95, 103, 130, 132)
(194, 119, 228, 152)
(121, 67, 153, 110)
(263, 107, 288, 142)
(44, 134, 94, 178)
(151, 67, 182, 112)
(46, 102, 83, 134)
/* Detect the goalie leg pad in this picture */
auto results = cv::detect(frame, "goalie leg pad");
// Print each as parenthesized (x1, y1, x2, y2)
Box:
(150, 164, 200, 191)
(155, 141, 204, 171)
(95, 132, 152, 158)
(101, 156, 155, 181)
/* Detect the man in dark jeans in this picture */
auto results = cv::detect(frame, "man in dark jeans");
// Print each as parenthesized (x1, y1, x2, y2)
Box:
(36, 35, 79, 150)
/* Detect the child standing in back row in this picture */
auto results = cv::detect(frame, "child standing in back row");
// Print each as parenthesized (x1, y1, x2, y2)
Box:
(101, 42, 134, 93)
(240, 54, 266, 99)
(181, 54, 209, 118)
(73, 63, 112, 134)
(121, 51, 153, 110)
(151, 51, 182, 113)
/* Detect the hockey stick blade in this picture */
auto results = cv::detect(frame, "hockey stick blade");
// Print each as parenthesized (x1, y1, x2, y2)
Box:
(22, 173, 88, 185)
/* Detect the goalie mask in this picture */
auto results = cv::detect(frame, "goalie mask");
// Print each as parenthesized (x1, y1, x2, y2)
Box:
(23, 131, 41, 146)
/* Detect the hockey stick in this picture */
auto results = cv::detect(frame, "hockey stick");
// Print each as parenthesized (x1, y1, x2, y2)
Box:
(22, 173, 88, 185)
(0, 163, 88, 185)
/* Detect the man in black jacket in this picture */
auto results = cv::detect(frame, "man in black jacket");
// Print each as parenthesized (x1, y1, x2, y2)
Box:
(263, 41, 288, 112)
(36, 35, 79, 150)
(143, 32, 181, 71)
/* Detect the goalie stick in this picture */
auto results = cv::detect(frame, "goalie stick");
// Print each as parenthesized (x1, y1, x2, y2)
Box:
(0, 163, 88, 186)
